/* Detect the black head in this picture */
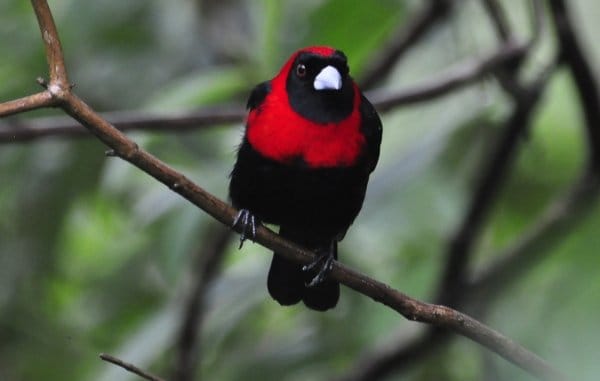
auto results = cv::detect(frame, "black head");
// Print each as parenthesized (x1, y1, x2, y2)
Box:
(286, 48, 355, 124)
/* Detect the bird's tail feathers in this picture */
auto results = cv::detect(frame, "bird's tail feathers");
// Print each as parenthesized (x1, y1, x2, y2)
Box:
(267, 226, 339, 311)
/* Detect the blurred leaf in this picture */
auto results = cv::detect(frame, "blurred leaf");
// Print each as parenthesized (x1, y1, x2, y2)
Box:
(304, 0, 405, 74)
(145, 66, 250, 110)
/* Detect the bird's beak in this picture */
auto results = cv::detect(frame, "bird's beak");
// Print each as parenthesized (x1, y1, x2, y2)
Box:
(313, 65, 342, 91)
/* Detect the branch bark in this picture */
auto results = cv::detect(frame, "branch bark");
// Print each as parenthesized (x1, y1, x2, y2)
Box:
(172, 225, 232, 381)
(549, 0, 600, 168)
(434, 0, 545, 307)
(0, 91, 57, 117)
(359, 0, 453, 89)
(0, 106, 245, 143)
(2, 42, 525, 143)
(370, 39, 527, 112)
(100, 353, 166, 381)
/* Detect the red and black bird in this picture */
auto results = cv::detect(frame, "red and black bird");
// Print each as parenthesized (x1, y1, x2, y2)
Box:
(229, 46, 382, 311)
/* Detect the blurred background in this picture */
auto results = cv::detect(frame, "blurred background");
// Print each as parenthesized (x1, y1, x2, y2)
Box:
(1, 0, 599, 380)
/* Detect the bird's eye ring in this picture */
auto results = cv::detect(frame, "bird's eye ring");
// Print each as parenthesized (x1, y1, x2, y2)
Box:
(296, 64, 307, 78)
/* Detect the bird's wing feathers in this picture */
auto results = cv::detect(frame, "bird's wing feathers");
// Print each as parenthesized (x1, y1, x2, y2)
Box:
(246, 81, 271, 110)
(359, 94, 382, 173)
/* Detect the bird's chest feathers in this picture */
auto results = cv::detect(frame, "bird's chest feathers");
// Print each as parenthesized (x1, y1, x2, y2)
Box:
(246, 96, 364, 168)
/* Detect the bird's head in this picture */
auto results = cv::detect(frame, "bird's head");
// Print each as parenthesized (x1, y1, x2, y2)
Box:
(280, 46, 355, 123)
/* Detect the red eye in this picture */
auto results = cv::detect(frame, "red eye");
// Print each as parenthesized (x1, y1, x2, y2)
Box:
(296, 64, 307, 77)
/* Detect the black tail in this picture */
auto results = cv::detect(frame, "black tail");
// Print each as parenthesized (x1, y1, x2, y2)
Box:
(267, 226, 340, 311)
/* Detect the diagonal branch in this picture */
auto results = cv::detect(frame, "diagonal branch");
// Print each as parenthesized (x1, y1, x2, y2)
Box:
(58, 87, 565, 381)
(469, 171, 600, 301)
(471, 0, 600, 317)
(32, 0, 68, 85)
(434, 0, 545, 307)
(549, 0, 600, 168)
(481, 0, 512, 41)
(2, 41, 525, 144)
(334, 157, 596, 381)
(0, 106, 245, 143)
(0, 91, 57, 117)
(334, 3, 550, 379)
(359, 0, 453, 89)
(332, 76, 550, 381)
(172, 225, 232, 381)
(371, 40, 527, 112)
(331, 329, 449, 381)
(100, 353, 167, 381)
(435, 79, 545, 306)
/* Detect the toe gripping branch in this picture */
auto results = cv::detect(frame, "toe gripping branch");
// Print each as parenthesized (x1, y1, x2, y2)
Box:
(232, 209, 335, 286)
(302, 241, 336, 287)
(232, 209, 258, 249)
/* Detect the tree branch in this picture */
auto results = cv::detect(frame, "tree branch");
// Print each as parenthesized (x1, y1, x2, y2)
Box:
(0, 90, 57, 117)
(359, 0, 453, 89)
(370, 39, 527, 112)
(333, 3, 550, 379)
(332, 77, 550, 381)
(172, 225, 232, 381)
(0, 106, 245, 143)
(32, 0, 68, 85)
(435, 79, 545, 307)
(434, 0, 545, 307)
(481, 0, 512, 41)
(100, 353, 167, 381)
(549, 0, 600, 168)
(469, 171, 600, 301)
(331, 329, 449, 381)
(334, 164, 597, 381)
(3, 42, 525, 143)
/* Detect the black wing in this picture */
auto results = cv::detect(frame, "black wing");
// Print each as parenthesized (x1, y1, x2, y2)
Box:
(359, 93, 382, 173)
(246, 81, 271, 110)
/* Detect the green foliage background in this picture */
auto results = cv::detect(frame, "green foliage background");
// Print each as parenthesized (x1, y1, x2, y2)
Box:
(1, 1, 599, 380)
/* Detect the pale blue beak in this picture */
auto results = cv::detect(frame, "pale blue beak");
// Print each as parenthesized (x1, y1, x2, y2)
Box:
(313, 65, 342, 91)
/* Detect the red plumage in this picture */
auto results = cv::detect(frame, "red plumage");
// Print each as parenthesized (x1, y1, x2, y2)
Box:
(247, 82, 364, 167)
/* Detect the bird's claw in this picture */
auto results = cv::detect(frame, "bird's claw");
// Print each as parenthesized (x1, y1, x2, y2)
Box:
(232, 209, 258, 249)
(303, 249, 335, 287)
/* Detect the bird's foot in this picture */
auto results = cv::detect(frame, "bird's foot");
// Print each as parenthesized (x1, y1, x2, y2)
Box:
(303, 245, 335, 287)
(232, 209, 258, 249)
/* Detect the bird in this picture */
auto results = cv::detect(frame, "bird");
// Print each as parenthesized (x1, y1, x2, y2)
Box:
(229, 46, 382, 311)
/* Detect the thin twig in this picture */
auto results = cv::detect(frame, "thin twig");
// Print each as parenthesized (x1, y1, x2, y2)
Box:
(434, 0, 546, 307)
(359, 0, 453, 89)
(331, 329, 449, 381)
(0, 106, 245, 143)
(549, 0, 600, 167)
(100, 353, 167, 381)
(333, 76, 550, 381)
(470, 0, 600, 314)
(435, 79, 545, 306)
(0, 91, 57, 117)
(57, 86, 566, 380)
(469, 171, 600, 301)
(172, 225, 232, 381)
(1, 2, 546, 145)
(2, 43, 525, 143)
(481, 0, 512, 41)
(32, 0, 68, 85)
(370, 40, 526, 112)
(334, 3, 551, 379)
(334, 167, 598, 381)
